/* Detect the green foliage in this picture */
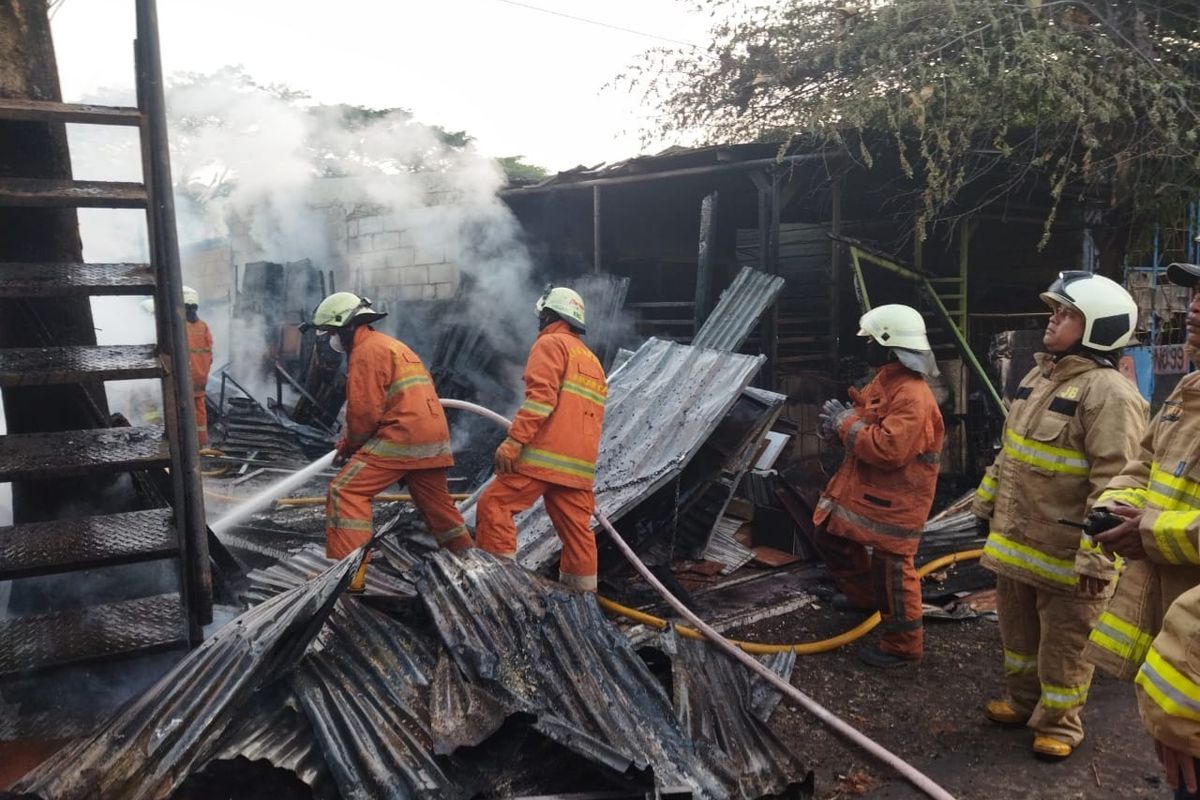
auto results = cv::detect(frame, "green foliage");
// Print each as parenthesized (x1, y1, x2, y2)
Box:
(636, 0, 1200, 244)
(497, 155, 551, 183)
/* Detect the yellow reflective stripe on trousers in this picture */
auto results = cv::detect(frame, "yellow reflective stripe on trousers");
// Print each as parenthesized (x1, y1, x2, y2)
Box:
(328, 460, 367, 532)
(1002, 429, 1089, 476)
(327, 516, 374, 532)
(434, 524, 469, 544)
(190, 347, 211, 354)
(1089, 611, 1154, 663)
(561, 379, 607, 406)
(1040, 681, 1090, 709)
(1136, 647, 1200, 722)
(360, 438, 452, 460)
(520, 447, 595, 480)
(983, 532, 1077, 586)
(520, 399, 554, 417)
(1149, 510, 1200, 565)
(975, 474, 997, 503)
(1004, 649, 1037, 676)
(1097, 487, 1148, 509)
(385, 374, 432, 397)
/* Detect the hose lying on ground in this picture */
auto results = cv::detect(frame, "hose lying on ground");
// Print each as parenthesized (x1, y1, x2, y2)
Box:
(443, 398, 962, 800)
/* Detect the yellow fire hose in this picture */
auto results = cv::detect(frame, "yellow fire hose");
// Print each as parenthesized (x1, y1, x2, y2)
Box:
(596, 548, 984, 655)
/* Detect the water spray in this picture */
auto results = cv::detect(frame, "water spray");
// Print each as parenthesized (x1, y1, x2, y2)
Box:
(209, 451, 336, 535)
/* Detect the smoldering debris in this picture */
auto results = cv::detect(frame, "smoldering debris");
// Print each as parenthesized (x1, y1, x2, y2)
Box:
(11, 546, 810, 800)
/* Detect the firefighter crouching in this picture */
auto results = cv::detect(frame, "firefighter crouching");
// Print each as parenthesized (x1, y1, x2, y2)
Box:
(476, 286, 607, 592)
(973, 271, 1147, 760)
(1082, 261, 1200, 795)
(309, 291, 472, 592)
(813, 304, 945, 668)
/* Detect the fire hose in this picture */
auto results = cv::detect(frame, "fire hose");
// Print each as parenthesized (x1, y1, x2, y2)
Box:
(439, 398, 963, 800)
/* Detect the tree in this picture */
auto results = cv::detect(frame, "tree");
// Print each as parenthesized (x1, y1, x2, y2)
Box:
(636, 0, 1200, 272)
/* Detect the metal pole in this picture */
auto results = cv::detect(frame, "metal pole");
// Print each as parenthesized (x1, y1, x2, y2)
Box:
(136, 0, 212, 632)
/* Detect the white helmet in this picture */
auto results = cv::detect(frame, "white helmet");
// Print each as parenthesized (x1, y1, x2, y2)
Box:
(1039, 271, 1137, 351)
(182, 286, 200, 306)
(536, 286, 586, 332)
(857, 304, 932, 351)
(310, 291, 387, 330)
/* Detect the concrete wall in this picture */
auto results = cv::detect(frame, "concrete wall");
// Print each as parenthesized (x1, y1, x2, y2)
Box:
(343, 210, 460, 304)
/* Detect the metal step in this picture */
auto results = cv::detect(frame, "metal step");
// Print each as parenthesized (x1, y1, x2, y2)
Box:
(0, 593, 186, 677)
(0, 98, 142, 126)
(0, 344, 161, 387)
(0, 508, 176, 580)
(0, 426, 168, 482)
(0, 178, 146, 208)
(0, 262, 155, 297)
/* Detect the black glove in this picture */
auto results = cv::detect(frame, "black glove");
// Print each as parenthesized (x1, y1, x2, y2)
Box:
(975, 516, 990, 537)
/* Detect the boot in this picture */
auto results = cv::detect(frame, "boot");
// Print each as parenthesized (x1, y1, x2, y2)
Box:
(984, 699, 1029, 727)
(858, 644, 920, 668)
(1032, 734, 1074, 760)
(832, 593, 875, 613)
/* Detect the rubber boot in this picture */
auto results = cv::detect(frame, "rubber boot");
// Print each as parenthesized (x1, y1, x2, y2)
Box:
(985, 699, 1029, 727)
(1032, 734, 1074, 760)
(858, 644, 920, 668)
(832, 593, 875, 613)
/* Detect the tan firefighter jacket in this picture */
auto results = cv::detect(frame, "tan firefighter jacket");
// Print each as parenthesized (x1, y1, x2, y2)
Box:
(1136, 582, 1200, 756)
(972, 353, 1148, 595)
(1085, 370, 1200, 681)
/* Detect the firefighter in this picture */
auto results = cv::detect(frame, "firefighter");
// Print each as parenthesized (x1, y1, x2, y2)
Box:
(973, 271, 1146, 760)
(310, 291, 472, 591)
(475, 286, 607, 591)
(1082, 262, 1200, 792)
(183, 286, 213, 447)
(813, 304, 945, 668)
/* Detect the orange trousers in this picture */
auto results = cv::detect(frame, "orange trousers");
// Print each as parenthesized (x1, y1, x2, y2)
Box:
(194, 392, 209, 446)
(813, 525, 924, 658)
(325, 457, 471, 559)
(476, 473, 597, 591)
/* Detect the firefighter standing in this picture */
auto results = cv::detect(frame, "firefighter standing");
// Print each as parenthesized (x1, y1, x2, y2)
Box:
(183, 286, 213, 447)
(476, 286, 607, 592)
(973, 272, 1146, 760)
(1083, 262, 1200, 794)
(813, 304, 944, 668)
(310, 292, 472, 591)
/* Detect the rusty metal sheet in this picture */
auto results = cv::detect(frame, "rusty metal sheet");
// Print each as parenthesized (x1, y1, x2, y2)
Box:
(0, 507, 176, 580)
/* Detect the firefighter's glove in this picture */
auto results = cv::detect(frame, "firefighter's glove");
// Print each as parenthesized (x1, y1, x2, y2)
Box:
(333, 437, 353, 467)
(818, 399, 853, 440)
(495, 436, 523, 475)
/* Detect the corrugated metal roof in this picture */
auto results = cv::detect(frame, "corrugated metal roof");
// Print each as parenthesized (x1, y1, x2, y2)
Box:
(692, 267, 786, 352)
(462, 338, 767, 570)
(14, 547, 810, 800)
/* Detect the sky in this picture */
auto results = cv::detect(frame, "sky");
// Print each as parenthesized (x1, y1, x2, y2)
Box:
(48, 0, 715, 173)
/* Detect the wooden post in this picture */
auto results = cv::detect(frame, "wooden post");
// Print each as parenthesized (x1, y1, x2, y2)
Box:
(592, 185, 602, 273)
(694, 191, 718, 331)
(829, 178, 843, 375)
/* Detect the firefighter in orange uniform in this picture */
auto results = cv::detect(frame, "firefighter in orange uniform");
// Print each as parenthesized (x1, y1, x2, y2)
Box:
(814, 304, 945, 668)
(476, 286, 607, 591)
(183, 286, 213, 447)
(310, 292, 472, 591)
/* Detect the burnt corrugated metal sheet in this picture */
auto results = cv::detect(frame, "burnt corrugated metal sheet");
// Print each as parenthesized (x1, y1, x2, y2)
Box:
(572, 273, 632, 371)
(13, 546, 809, 800)
(463, 338, 766, 570)
(14, 554, 357, 800)
(692, 267, 785, 353)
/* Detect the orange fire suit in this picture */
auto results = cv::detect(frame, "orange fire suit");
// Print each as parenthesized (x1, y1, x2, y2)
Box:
(476, 320, 607, 591)
(186, 317, 213, 446)
(813, 362, 944, 658)
(325, 325, 470, 559)
(972, 354, 1147, 746)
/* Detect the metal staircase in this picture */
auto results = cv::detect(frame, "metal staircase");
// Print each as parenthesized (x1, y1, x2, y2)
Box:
(0, 0, 210, 676)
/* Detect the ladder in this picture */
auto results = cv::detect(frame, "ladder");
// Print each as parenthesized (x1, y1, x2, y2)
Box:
(0, 0, 209, 676)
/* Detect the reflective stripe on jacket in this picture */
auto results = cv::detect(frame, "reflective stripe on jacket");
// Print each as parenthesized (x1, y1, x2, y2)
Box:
(186, 318, 213, 395)
(1086, 370, 1200, 680)
(344, 326, 453, 469)
(814, 362, 944, 557)
(509, 321, 607, 489)
(1136, 582, 1200, 756)
(971, 353, 1148, 594)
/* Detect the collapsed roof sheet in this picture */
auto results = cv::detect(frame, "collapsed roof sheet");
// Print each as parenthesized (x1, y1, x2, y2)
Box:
(462, 338, 766, 570)
(692, 267, 786, 353)
(13, 549, 809, 800)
